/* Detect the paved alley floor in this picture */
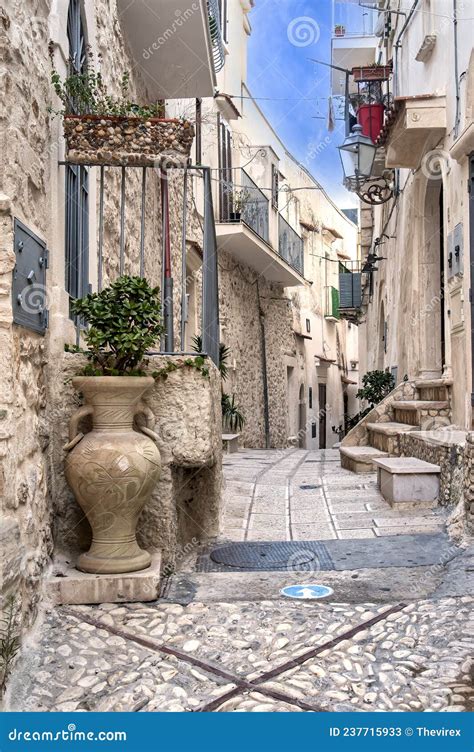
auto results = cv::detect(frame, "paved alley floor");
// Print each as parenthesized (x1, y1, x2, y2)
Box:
(6, 449, 474, 713)
(220, 448, 447, 541)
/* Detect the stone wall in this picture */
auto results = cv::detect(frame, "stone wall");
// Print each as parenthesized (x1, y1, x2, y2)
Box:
(51, 354, 222, 569)
(0, 0, 205, 636)
(463, 433, 474, 534)
(218, 249, 295, 448)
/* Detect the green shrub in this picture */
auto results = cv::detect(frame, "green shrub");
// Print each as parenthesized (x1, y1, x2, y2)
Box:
(69, 276, 164, 376)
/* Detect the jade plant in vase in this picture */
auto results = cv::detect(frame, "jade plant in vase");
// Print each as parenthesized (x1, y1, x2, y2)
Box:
(64, 276, 164, 575)
(49, 44, 194, 167)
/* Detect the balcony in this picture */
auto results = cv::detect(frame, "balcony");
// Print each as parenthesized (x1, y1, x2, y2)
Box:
(215, 170, 305, 287)
(116, 0, 224, 99)
(378, 95, 447, 169)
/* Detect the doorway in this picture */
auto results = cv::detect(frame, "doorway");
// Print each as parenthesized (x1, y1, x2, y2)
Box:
(318, 383, 327, 449)
(298, 384, 306, 448)
(420, 181, 445, 377)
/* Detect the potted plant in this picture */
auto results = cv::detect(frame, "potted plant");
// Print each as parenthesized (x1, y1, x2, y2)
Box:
(49, 44, 194, 167)
(334, 24, 345, 36)
(230, 189, 250, 222)
(221, 393, 245, 432)
(63, 276, 165, 574)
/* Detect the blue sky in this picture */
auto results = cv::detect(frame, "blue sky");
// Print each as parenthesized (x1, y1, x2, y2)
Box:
(247, 1, 360, 209)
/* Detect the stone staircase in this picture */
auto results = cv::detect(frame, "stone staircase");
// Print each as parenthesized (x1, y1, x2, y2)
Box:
(340, 379, 452, 474)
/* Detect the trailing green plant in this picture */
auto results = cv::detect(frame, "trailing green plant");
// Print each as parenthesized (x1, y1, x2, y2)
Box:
(191, 335, 230, 381)
(68, 276, 165, 376)
(48, 43, 165, 118)
(0, 596, 20, 698)
(222, 393, 245, 432)
(356, 369, 395, 409)
(152, 356, 209, 381)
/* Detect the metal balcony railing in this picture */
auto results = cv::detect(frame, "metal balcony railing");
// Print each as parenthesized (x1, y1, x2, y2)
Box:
(278, 214, 304, 276)
(219, 168, 270, 244)
(60, 161, 220, 366)
(207, 0, 225, 74)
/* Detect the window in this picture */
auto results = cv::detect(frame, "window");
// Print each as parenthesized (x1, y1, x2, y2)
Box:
(218, 114, 232, 220)
(218, 0, 228, 43)
(65, 0, 89, 307)
(308, 387, 313, 409)
(271, 164, 279, 210)
(305, 318, 311, 333)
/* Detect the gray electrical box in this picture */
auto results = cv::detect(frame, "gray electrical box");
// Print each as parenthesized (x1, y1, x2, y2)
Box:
(447, 222, 463, 278)
(12, 219, 49, 334)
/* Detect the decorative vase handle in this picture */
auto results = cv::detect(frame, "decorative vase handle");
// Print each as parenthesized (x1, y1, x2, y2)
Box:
(134, 401, 160, 443)
(64, 405, 93, 452)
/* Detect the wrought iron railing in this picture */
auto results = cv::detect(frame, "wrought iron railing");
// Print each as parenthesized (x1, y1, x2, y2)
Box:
(60, 161, 220, 366)
(219, 168, 270, 244)
(278, 214, 304, 276)
(207, 0, 225, 74)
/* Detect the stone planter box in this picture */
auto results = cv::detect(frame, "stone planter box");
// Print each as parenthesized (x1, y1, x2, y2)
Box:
(63, 115, 195, 167)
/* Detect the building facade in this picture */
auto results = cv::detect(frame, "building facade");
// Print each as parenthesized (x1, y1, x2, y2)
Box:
(170, 0, 360, 450)
(332, 0, 474, 428)
(1, 0, 360, 634)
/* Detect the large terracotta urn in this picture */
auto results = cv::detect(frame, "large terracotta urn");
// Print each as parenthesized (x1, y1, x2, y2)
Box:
(64, 376, 161, 574)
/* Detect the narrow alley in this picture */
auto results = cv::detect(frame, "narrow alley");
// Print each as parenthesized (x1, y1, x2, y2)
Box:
(7, 450, 473, 714)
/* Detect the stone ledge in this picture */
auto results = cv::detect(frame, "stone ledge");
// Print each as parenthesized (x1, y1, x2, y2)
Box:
(367, 422, 419, 436)
(44, 553, 162, 605)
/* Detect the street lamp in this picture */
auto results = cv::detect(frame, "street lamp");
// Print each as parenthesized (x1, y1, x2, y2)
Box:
(338, 124, 377, 189)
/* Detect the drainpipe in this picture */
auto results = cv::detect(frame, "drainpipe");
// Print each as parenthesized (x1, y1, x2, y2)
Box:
(453, 0, 461, 138)
(161, 169, 173, 351)
(393, 0, 420, 97)
(256, 280, 271, 449)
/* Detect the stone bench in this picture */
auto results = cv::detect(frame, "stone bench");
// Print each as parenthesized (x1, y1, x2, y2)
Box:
(222, 433, 240, 453)
(372, 456, 440, 507)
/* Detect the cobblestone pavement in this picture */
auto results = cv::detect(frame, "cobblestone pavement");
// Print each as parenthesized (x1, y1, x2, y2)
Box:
(221, 449, 447, 541)
(6, 449, 473, 713)
(8, 597, 474, 712)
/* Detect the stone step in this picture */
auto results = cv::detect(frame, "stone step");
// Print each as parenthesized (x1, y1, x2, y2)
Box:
(391, 400, 449, 411)
(415, 379, 452, 402)
(340, 445, 388, 474)
(373, 457, 440, 507)
(392, 400, 450, 428)
(366, 422, 418, 454)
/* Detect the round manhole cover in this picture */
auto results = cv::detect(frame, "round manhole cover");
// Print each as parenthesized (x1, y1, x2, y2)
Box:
(209, 543, 316, 570)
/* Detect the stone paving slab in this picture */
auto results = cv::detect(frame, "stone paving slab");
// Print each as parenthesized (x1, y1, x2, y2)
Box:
(164, 566, 446, 605)
(220, 449, 447, 542)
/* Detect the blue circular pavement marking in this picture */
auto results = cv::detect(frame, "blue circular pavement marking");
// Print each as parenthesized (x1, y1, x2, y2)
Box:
(280, 584, 334, 599)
